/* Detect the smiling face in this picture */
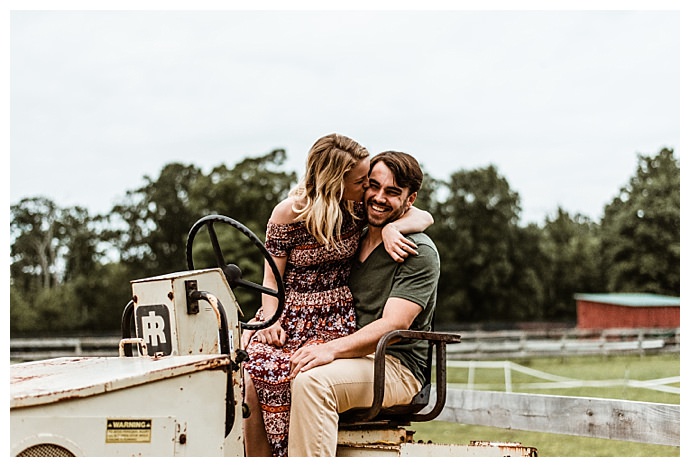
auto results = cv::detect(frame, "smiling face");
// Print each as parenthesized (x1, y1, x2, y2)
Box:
(342, 156, 371, 202)
(365, 160, 417, 227)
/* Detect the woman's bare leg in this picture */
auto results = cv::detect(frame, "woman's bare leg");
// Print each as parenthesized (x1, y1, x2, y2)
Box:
(243, 371, 272, 456)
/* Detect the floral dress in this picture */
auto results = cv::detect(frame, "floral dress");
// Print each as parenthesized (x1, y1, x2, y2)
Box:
(244, 204, 365, 457)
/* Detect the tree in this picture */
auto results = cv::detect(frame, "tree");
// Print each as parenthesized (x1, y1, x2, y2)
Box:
(541, 208, 604, 321)
(600, 148, 680, 295)
(10, 197, 62, 291)
(432, 165, 522, 324)
(413, 164, 442, 215)
(60, 206, 105, 281)
(191, 149, 297, 233)
(110, 163, 204, 277)
(186, 149, 297, 315)
(10, 198, 114, 334)
(505, 222, 549, 322)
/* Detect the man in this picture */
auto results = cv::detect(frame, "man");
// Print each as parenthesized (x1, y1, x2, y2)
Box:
(287, 151, 440, 457)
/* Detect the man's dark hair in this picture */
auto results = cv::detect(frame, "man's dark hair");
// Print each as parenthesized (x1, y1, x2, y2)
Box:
(370, 151, 424, 193)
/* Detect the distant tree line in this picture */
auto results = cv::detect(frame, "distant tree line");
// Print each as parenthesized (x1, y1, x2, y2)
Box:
(9, 148, 680, 336)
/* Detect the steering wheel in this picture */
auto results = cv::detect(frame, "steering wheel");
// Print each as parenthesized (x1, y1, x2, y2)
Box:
(186, 214, 285, 331)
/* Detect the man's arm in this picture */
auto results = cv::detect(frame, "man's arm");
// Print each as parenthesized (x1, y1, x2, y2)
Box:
(288, 297, 422, 378)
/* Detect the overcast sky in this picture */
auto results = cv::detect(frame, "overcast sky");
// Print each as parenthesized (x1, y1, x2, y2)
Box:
(7, 2, 683, 226)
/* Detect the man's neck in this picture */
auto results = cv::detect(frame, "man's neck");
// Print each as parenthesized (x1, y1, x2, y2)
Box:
(358, 226, 384, 262)
(366, 225, 384, 242)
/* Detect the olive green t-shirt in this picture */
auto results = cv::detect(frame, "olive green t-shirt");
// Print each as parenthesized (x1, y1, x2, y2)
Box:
(349, 231, 440, 384)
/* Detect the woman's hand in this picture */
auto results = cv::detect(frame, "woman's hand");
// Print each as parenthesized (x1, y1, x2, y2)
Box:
(382, 223, 418, 263)
(250, 322, 287, 347)
(241, 318, 260, 348)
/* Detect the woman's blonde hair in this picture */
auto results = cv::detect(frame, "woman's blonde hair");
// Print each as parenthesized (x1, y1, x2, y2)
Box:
(290, 133, 369, 249)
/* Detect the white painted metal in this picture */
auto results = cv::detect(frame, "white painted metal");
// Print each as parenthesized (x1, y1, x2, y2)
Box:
(10, 267, 248, 457)
(10, 355, 234, 456)
(130, 268, 242, 357)
(11, 355, 230, 409)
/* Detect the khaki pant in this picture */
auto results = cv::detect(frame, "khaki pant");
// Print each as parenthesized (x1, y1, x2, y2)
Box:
(287, 354, 422, 457)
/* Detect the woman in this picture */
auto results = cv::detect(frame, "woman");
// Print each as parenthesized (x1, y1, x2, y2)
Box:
(242, 133, 432, 457)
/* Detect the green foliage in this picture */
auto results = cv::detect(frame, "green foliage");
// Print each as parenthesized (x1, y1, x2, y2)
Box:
(192, 149, 297, 235)
(540, 209, 604, 320)
(183, 149, 296, 315)
(9, 286, 41, 333)
(504, 223, 549, 321)
(10, 197, 63, 291)
(110, 163, 204, 277)
(9, 149, 297, 335)
(432, 165, 522, 323)
(600, 148, 680, 295)
(31, 282, 84, 331)
(9, 147, 680, 335)
(187, 221, 268, 317)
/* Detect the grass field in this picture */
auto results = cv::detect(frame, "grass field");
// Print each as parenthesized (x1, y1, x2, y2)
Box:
(410, 353, 680, 457)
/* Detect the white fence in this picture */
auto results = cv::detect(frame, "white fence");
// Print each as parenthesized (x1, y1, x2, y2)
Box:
(9, 327, 680, 362)
(10, 329, 680, 447)
(431, 388, 680, 447)
(448, 360, 681, 394)
(445, 327, 679, 359)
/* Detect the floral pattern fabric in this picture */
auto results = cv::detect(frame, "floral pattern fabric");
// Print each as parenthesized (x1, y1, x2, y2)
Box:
(244, 204, 365, 457)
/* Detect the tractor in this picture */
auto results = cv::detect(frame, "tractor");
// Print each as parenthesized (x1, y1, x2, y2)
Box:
(10, 215, 537, 457)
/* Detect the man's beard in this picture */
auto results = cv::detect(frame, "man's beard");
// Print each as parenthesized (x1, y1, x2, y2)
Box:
(366, 201, 407, 227)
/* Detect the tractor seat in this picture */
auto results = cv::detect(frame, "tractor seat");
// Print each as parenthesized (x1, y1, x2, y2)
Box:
(338, 329, 462, 428)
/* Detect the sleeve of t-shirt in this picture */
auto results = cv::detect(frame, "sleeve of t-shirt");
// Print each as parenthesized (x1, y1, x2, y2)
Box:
(388, 242, 440, 309)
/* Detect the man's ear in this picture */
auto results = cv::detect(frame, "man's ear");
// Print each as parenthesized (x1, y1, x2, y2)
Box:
(406, 191, 417, 209)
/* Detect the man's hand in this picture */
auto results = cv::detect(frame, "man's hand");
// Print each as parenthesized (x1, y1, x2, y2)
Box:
(289, 343, 336, 378)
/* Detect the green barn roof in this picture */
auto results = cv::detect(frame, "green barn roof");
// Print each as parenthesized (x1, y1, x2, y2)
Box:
(573, 293, 680, 307)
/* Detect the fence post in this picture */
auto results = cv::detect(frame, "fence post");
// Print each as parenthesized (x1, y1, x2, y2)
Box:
(504, 362, 512, 393)
(468, 361, 475, 390)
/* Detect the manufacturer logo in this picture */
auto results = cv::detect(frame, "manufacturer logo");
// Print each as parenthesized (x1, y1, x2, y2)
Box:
(135, 304, 172, 355)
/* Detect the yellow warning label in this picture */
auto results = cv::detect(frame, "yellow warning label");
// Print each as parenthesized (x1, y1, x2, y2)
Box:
(106, 419, 152, 443)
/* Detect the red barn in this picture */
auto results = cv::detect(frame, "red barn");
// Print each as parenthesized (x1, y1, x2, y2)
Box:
(574, 293, 680, 329)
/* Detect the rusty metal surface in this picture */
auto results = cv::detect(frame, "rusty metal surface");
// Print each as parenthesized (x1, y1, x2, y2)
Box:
(337, 441, 538, 457)
(10, 355, 231, 409)
(469, 440, 538, 456)
(336, 428, 537, 457)
(337, 427, 413, 446)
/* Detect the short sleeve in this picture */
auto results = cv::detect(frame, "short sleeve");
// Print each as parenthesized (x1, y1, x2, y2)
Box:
(389, 242, 440, 310)
(264, 222, 300, 257)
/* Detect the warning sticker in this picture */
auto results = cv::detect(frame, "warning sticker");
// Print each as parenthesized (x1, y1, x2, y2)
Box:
(106, 419, 152, 443)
